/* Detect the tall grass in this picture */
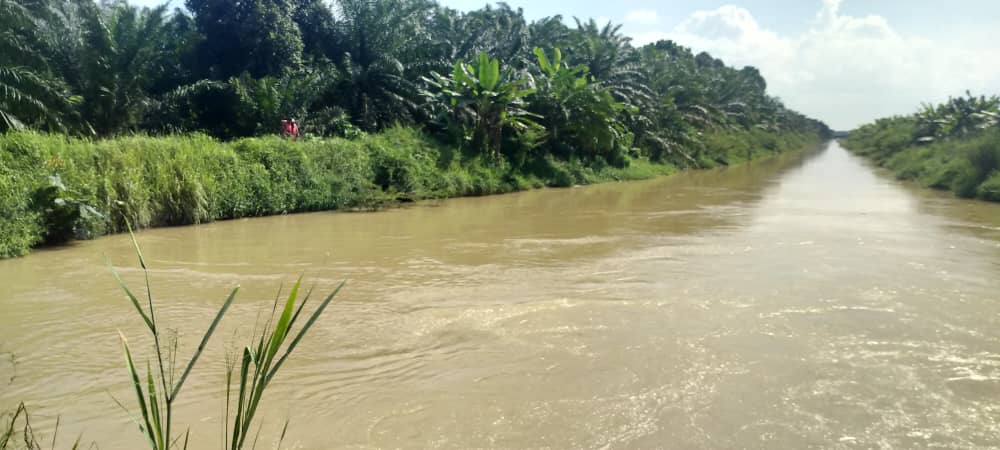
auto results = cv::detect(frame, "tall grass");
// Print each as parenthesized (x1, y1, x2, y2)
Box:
(1, 127, 821, 258)
(699, 129, 817, 167)
(111, 230, 343, 449)
(843, 127, 1000, 201)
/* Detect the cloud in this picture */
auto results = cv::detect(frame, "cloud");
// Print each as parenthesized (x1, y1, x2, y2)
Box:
(623, 9, 659, 26)
(638, 1, 1000, 129)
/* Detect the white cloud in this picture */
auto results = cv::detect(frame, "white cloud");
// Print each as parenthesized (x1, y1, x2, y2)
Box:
(636, 1, 1000, 130)
(623, 9, 659, 26)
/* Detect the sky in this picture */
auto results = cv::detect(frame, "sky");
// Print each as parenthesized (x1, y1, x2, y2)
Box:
(137, 0, 1000, 130)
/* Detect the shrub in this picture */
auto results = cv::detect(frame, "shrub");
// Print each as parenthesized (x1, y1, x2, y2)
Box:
(978, 172, 1000, 201)
(0, 159, 41, 257)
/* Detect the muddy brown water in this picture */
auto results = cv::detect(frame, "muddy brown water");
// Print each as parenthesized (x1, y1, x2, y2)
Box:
(2, 141, 1000, 449)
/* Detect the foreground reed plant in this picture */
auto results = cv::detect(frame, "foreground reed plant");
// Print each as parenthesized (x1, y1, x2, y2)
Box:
(111, 229, 343, 449)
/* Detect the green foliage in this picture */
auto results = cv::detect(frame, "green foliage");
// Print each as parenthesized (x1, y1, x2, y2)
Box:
(846, 117, 1000, 202)
(30, 175, 105, 244)
(110, 232, 342, 449)
(186, 0, 304, 78)
(224, 277, 342, 450)
(529, 47, 632, 165)
(148, 69, 340, 139)
(1, 0, 832, 257)
(421, 52, 542, 159)
(977, 172, 1000, 201)
(326, 0, 435, 131)
(3, 0, 828, 144)
(1, 126, 819, 258)
(0, 148, 42, 257)
(914, 92, 999, 142)
(0, 0, 82, 132)
(73, 1, 176, 135)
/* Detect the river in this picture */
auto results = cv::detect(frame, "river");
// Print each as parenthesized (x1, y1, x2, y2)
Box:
(2, 141, 1000, 449)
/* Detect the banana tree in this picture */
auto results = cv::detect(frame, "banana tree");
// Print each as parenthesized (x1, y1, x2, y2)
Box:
(914, 92, 1000, 142)
(530, 47, 631, 163)
(421, 52, 542, 160)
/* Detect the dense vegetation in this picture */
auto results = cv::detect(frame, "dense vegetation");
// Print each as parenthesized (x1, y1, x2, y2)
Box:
(1, 0, 829, 258)
(0, 128, 819, 258)
(842, 92, 1000, 201)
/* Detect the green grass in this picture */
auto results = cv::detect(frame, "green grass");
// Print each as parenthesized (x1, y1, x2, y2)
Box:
(843, 128, 1000, 201)
(0, 127, 821, 258)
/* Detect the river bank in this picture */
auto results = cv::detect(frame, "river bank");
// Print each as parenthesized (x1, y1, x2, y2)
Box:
(840, 129, 1000, 203)
(841, 92, 1000, 204)
(0, 128, 823, 258)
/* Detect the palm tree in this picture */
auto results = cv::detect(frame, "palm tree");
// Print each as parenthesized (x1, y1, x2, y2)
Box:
(72, 1, 175, 135)
(567, 18, 651, 110)
(327, 0, 435, 131)
(0, 0, 80, 132)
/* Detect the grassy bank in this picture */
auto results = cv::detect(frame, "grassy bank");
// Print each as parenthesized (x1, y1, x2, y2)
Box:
(841, 125, 1000, 202)
(0, 128, 821, 258)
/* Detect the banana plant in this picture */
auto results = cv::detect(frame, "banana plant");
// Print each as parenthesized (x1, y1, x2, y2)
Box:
(914, 92, 1000, 142)
(421, 52, 542, 160)
(529, 47, 631, 163)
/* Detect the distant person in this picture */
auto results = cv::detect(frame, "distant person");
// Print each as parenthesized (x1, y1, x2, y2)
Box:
(290, 119, 300, 140)
(281, 119, 293, 138)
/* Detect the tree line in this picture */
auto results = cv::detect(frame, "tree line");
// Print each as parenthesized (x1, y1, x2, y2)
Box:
(2, 0, 829, 166)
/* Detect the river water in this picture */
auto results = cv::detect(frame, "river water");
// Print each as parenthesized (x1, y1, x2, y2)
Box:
(2, 141, 1000, 449)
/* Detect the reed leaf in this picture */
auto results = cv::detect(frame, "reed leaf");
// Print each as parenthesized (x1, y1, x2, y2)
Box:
(125, 223, 148, 270)
(230, 348, 252, 450)
(268, 281, 345, 382)
(120, 333, 156, 449)
(171, 286, 240, 400)
(146, 362, 164, 450)
(265, 277, 301, 364)
(287, 286, 315, 333)
(107, 260, 154, 332)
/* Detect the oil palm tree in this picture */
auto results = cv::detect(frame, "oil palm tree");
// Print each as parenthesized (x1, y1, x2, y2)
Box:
(567, 18, 651, 110)
(327, 0, 435, 131)
(71, 1, 174, 135)
(0, 0, 80, 131)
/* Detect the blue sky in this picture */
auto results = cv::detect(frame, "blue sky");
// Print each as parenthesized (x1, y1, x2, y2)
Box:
(134, 0, 1000, 129)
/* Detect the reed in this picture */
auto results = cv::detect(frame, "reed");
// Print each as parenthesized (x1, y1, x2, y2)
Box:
(111, 228, 343, 449)
(0, 403, 84, 450)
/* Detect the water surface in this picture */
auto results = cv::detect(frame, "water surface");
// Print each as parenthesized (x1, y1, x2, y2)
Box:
(2, 141, 1000, 448)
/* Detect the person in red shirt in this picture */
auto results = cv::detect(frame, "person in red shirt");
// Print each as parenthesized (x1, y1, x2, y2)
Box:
(280, 118, 301, 140)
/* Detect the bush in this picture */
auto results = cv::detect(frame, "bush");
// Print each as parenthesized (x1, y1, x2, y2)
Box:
(846, 124, 1000, 202)
(978, 172, 1000, 201)
(0, 158, 41, 258)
